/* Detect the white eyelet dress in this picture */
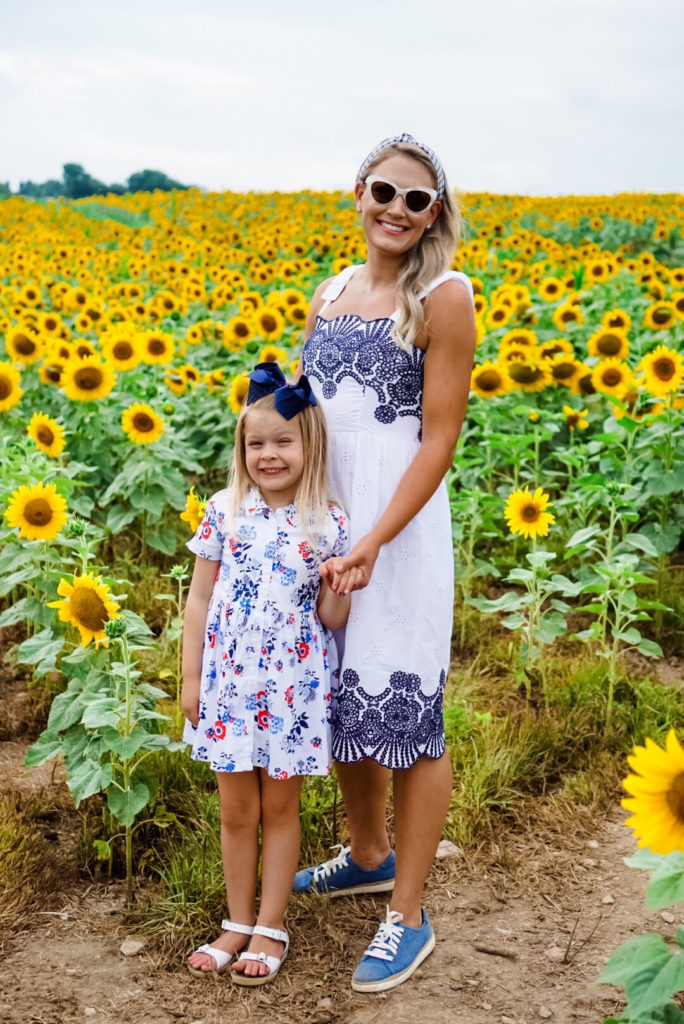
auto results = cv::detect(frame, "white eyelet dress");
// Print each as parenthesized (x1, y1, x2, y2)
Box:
(301, 264, 474, 770)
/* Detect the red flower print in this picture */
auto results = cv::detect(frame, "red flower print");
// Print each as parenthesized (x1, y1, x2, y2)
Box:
(297, 641, 310, 659)
(214, 721, 227, 740)
(201, 521, 212, 539)
(209, 633, 216, 648)
(257, 709, 269, 729)
(298, 541, 311, 558)
(285, 686, 294, 707)
(257, 690, 266, 700)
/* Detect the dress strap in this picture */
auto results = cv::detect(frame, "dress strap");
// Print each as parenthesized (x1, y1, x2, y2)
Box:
(418, 270, 474, 305)
(319, 264, 362, 314)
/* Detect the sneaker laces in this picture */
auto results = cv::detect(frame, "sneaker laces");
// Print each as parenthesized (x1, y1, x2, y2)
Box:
(311, 844, 351, 883)
(363, 908, 404, 961)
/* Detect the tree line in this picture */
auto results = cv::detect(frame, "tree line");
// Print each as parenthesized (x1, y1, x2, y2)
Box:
(0, 164, 191, 199)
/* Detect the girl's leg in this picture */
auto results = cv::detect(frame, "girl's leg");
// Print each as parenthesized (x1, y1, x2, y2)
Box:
(233, 770, 303, 978)
(187, 769, 260, 972)
(335, 759, 392, 868)
(389, 751, 453, 928)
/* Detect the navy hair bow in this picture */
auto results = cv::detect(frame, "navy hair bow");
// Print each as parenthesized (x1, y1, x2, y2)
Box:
(273, 375, 318, 420)
(246, 362, 287, 405)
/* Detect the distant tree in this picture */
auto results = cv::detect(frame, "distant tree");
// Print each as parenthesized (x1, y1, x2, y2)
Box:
(62, 163, 108, 199)
(0, 182, 11, 198)
(126, 169, 188, 193)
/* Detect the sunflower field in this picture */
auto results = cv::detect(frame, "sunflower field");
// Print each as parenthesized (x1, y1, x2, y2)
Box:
(1, 185, 683, 954)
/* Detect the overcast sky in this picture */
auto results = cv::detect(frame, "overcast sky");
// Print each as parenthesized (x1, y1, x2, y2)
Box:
(1, 0, 682, 196)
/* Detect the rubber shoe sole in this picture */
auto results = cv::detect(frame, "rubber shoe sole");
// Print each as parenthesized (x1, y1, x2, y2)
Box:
(326, 878, 395, 898)
(351, 931, 435, 992)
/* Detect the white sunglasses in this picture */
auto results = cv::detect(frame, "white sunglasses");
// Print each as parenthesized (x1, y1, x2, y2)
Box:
(364, 175, 439, 213)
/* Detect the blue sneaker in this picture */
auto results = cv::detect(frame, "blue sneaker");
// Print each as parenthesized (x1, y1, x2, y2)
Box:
(292, 844, 395, 897)
(351, 907, 435, 992)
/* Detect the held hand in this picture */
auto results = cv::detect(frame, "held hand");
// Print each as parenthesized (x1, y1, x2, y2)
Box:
(180, 680, 201, 728)
(320, 534, 380, 594)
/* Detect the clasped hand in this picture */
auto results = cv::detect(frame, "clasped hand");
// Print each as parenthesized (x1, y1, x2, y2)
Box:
(319, 535, 380, 595)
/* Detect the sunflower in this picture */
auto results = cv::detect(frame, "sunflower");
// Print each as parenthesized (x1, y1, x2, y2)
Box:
(255, 308, 285, 341)
(258, 344, 287, 365)
(591, 358, 633, 399)
(102, 332, 143, 372)
(638, 345, 684, 397)
(140, 330, 175, 365)
(205, 368, 226, 394)
(180, 486, 206, 533)
(485, 304, 513, 330)
(62, 356, 116, 402)
(470, 360, 509, 399)
(224, 316, 255, 350)
(39, 360, 64, 387)
(228, 371, 250, 415)
(587, 328, 629, 361)
(500, 328, 538, 351)
(562, 404, 589, 430)
(643, 302, 677, 331)
(552, 302, 584, 331)
(0, 362, 23, 412)
(48, 572, 120, 647)
(121, 402, 165, 444)
(506, 358, 551, 393)
(602, 308, 632, 332)
(538, 278, 566, 301)
(673, 292, 684, 319)
(504, 486, 555, 540)
(538, 338, 574, 361)
(285, 303, 307, 327)
(548, 354, 582, 388)
(5, 482, 68, 542)
(5, 325, 44, 365)
(164, 370, 186, 395)
(576, 366, 597, 396)
(622, 730, 684, 854)
(27, 412, 66, 457)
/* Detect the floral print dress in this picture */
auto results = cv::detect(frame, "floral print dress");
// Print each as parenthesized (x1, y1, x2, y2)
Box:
(183, 488, 348, 778)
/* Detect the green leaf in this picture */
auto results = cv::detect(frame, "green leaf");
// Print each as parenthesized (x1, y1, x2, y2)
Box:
(638, 638, 665, 659)
(615, 627, 642, 645)
(147, 527, 179, 554)
(24, 731, 62, 767)
(623, 532, 659, 558)
(566, 525, 602, 549)
(106, 503, 137, 532)
(93, 839, 112, 859)
(16, 628, 64, 676)
(100, 727, 151, 759)
(107, 781, 150, 826)
(0, 564, 40, 597)
(501, 612, 526, 629)
(67, 760, 114, 805)
(46, 687, 87, 732)
(507, 568, 534, 583)
(576, 603, 605, 615)
(572, 628, 598, 641)
(81, 697, 121, 730)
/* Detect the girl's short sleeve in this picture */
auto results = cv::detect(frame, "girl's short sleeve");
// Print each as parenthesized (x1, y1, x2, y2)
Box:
(329, 503, 349, 559)
(187, 492, 224, 561)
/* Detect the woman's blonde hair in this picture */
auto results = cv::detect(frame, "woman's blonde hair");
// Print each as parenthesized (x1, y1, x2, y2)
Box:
(358, 140, 462, 351)
(227, 392, 331, 542)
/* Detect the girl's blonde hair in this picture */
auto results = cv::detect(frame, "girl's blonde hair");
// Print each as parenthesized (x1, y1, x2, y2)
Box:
(358, 140, 462, 352)
(227, 392, 331, 542)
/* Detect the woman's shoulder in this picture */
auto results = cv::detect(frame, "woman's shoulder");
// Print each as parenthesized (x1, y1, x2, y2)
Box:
(420, 270, 474, 306)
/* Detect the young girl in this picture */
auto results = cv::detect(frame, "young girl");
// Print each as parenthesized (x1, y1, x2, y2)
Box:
(294, 133, 477, 992)
(182, 364, 354, 985)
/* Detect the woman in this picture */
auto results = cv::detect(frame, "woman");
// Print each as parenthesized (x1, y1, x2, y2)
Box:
(294, 133, 476, 992)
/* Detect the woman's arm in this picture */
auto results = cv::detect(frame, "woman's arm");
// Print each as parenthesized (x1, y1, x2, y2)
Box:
(326, 280, 477, 594)
(181, 556, 220, 727)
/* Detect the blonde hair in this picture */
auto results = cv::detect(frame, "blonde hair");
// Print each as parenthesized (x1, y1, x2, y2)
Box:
(358, 141, 463, 351)
(227, 392, 331, 543)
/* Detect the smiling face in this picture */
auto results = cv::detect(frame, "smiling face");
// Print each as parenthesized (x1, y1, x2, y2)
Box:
(243, 404, 305, 509)
(355, 152, 442, 256)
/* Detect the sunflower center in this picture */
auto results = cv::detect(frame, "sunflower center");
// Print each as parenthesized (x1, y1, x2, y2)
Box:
(666, 773, 684, 824)
(654, 358, 675, 381)
(261, 315, 277, 333)
(70, 587, 108, 633)
(566, 413, 580, 428)
(37, 425, 55, 445)
(653, 309, 671, 325)
(560, 309, 578, 323)
(521, 504, 540, 522)
(597, 334, 623, 356)
(476, 370, 502, 391)
(113, 341, 134, 360)
(552, 361, 576, 380)
(14, 333, 37, 355)
(601, 368, 623, 387)
(133, 412, 155, 433)
(509, 363, 541, 384)
(148, 339, 166, 355)
(74, 366, 104, 390)
(24, 498, 53, 525)
(606, 316, 625, 328)
(44, 317, 58, 331)
(0, 376, 11, 399)
(234, 323, 250, 338)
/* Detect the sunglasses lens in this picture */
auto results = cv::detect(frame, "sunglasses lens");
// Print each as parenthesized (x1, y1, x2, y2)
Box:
(405, 190, 432, 213)
(369, 180, 397, 204)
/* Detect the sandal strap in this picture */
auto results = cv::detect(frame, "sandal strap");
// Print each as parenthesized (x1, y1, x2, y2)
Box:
(220, 919, 254, 936)
(252, 924, 288, 943)
(193, 943, 232, 970)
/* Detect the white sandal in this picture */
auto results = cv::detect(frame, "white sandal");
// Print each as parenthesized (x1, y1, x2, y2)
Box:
(187, 919, 254, 976)
(231, 924, 289, 986)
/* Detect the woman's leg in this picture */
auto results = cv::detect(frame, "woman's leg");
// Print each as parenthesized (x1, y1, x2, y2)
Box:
(233, 770, 303, 978)
(389, 751, 453, 927)
(336, 759, 392, 868)
(187, 769, 260, 971)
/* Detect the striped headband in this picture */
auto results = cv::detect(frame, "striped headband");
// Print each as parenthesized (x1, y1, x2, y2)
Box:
(357, 133, 446, 198)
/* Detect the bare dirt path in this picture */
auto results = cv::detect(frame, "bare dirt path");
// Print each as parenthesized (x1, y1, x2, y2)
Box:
(2, 734, 666, 1024)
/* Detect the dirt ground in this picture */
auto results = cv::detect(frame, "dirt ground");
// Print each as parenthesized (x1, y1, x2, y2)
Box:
(3, 715, 672, 1024)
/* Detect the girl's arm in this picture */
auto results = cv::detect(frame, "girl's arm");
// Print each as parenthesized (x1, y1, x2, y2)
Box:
(326, 280, 477, 595)
(316, 571, 352, 631)
(181, 556, 220, 727)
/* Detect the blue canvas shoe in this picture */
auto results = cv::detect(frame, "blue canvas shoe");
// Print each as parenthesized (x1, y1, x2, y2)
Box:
(292, 844, 395, 897)
(351, 907, 435, 992)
